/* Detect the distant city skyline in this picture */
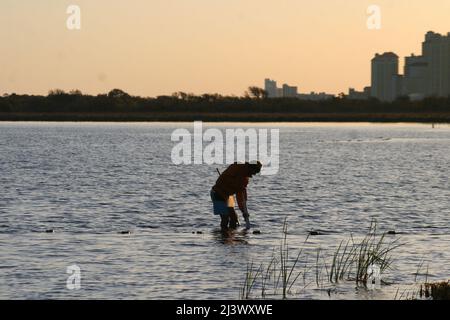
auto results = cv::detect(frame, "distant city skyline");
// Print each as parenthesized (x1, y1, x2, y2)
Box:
(1, 1, 450, 97)
(267, 31, 450, 102)
(367, 31, 450, 101)
(264, 78, 334, 101)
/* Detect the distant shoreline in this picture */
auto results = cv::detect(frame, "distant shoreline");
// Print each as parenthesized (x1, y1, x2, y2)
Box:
(1, 112, 450, 123)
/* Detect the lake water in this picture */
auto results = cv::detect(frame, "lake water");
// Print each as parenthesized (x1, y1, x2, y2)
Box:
(0, 122, 449, 300)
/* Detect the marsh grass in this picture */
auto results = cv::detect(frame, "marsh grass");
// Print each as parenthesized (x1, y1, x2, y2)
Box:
(277, 219, 310, 298)
(393, 261, 444, 301)
(240, 219, 404, 300)
(240, 261, 262, 300)
(241, 219, 311, 299)
(327, 221, 404, 286)
(395, 281, 450, 301)
(420, 281, 450, 300)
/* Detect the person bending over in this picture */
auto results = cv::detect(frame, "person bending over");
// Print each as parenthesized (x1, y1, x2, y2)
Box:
(210, 161, 262, 230)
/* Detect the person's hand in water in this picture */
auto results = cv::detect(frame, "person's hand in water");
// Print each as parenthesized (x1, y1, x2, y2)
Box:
(242, 208, 251, 229)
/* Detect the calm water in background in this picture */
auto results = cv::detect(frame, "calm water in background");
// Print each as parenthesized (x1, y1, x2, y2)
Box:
(0, 122, 449, 300)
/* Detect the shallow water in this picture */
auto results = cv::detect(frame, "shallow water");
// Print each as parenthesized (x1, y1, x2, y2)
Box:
(0, 122, 449, 299)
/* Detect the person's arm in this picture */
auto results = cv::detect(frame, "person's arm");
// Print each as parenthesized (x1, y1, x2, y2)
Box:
(236, 190, 247, 215)
(236, 189, 250, 229)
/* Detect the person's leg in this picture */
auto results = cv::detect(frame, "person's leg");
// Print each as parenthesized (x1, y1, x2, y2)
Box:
(212, 190, 230, 230)
(220, 214, 230, 231)
(226, 195, 238, 229)
(228, 207, 239, 229)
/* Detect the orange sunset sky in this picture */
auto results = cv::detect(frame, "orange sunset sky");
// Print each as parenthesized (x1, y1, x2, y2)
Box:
(1, 0, 450, 97)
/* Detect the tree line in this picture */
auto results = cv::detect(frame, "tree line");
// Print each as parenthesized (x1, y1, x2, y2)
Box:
(1, 88, 449, 114)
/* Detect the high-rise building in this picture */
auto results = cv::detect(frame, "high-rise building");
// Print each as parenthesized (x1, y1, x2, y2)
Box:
(282, 84, 298, 98)
(264, 79, 278, 98)
(392, 74, 404, 99)
(371, 52, 399, 102)
(422, 31, 450, 97)
(276, 88, 283, 98)
(403, 54, 428, 98)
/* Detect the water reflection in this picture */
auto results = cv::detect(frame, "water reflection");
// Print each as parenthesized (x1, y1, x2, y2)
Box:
(211, 228, 250, 245)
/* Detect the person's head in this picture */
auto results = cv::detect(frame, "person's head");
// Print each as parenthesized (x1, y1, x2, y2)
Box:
(247, 161, 262, 177)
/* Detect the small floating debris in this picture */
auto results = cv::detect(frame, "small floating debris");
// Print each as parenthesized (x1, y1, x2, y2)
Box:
(45, 229, 55, 233)
(252, 230, 261, 235)
(119, 231, 131, 235)
(387, 230, 397, 235)
(196, 231, 203, 235)
(309, 231, 322, 236)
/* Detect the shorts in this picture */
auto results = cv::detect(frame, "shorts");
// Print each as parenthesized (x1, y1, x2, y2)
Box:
(210, 189, 235, 216)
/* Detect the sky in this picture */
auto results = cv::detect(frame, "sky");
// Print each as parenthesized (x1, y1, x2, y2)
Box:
(1, 0, 450, 97)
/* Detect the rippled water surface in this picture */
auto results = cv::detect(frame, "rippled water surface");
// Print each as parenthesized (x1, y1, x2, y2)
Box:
(0, 122, 449, 299)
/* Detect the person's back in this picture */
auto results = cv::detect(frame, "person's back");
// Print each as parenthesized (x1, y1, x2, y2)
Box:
(213, 163, 250, 200)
